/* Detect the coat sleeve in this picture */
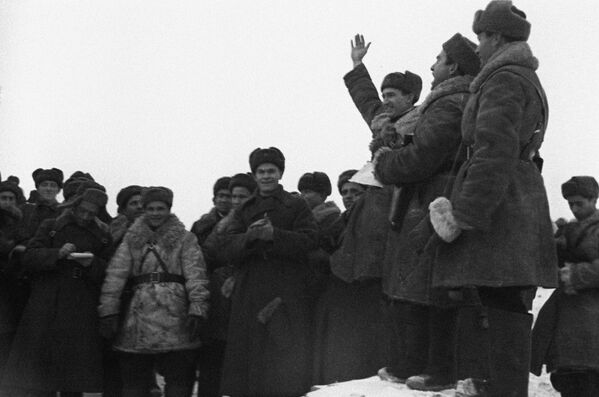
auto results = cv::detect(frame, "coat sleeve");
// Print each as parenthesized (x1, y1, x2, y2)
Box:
(268, 200, 318, 261)
(452, 72, 525, 230)
(98, 238, 133, 317)
(570, 260, 599, 290)
(180, 232, 210, 317)
(375, 96, 464, 185)
(343, 63, 384, 128)
(22, 218, 60, 273)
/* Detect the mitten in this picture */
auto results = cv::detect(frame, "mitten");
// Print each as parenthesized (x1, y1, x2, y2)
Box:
(429, 197, 461, 243)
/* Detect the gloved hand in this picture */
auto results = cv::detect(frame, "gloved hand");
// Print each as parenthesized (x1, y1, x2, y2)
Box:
(429, 197, 462, 243)
(99, 315, 119, 340)
(186, 315, 207, 340)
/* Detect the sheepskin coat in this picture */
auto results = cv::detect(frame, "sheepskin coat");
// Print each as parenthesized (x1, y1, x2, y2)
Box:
(532, 210, 599, 374)
(374, 75, 473, 304)
(3, 209, 112, 392)
(99, 213, 209, 353)
(220, 186, 318, 397)
(431, 42, 557, 289)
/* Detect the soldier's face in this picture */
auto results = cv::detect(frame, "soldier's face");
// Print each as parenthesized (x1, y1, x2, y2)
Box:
(476, 32, 499, 65)
(567, 195, 597, 221)
(0, 191, 16, 210)
(382, 88, 413, 118)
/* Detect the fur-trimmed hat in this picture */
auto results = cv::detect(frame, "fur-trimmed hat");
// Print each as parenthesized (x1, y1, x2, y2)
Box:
(213, 177, 232, 196)
(249, 147, 285, 174)
(229, 173, 257, 193)
(142, 186, 173, 208)
(79, 188, 108, 208)
(443, 33, 481, 76)
(0, 180, 21, 199)
(116, 185, 143, 212)
(32, 168, 64, 188)
(561, 176, 599, 200)
(473, 0, 531, 41)
(381, 71, 423, 103)
(298, 172, 332, 197)
(60, 180, 106, 208)
(63, 171, 95, 201)
(337, 169, 359, 194)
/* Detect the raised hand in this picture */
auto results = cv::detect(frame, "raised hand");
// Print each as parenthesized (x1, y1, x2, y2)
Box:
(351, 33, 371, 68)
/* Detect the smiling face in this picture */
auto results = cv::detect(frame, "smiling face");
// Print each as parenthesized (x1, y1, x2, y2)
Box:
(144, 201, 171, 228)
(381, 88, 414, 118)
(37, 180, 60, 203)
(254, 163, 282, 196)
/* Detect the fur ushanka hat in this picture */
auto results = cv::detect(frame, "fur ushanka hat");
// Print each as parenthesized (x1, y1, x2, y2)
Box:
(442, 33, 481, 76)
(473, 0, 531, 41)
(562, 176, 599, 200)
(249, 147, 285, 174)
(298, 172, 332, 197)
(380, 71, 423, 103)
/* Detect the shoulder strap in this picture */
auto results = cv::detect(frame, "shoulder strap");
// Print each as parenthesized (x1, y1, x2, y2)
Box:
(139, 242, 171, 274)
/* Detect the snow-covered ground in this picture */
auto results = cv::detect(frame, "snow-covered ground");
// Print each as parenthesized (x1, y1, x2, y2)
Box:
(306, 288, 559, 397)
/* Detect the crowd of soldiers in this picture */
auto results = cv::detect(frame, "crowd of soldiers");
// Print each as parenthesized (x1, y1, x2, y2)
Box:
(0, 1, 597, 397)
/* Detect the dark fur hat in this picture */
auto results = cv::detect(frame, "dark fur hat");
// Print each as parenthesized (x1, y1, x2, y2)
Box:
(116, 185, 143, 212)
(337, 169, 359, 194)
(443, 33, 481, 76)
(0, 180, 22, 199)
(213, 177, 232, 196)
(249, 147, 285, 174)
(80, 188, 108, 208)
(229, 173, 257, 193)
(562, 176, 599, 200)
(142, 186, 173, 208)
(380, 71, 423, 103)
(63, 171, 95, 201)
(298, 172, 332, 197)
(473, 0, 531, 41)
(32, 168, 64, 188)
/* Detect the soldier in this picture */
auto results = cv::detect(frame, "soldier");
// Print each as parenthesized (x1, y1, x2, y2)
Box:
(532, 176, 599, 397)
(373, 32, 480, 391)
(427, 1, 557, 395)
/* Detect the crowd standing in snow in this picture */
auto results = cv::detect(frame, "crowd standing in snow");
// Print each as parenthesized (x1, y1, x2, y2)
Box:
(0, 1, 592, 396)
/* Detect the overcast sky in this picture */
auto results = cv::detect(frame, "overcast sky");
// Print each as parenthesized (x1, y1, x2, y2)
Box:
(1, 1, 597, 227)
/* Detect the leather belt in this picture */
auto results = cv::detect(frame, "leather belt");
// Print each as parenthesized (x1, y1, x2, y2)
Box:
(130, 272, 185, 286)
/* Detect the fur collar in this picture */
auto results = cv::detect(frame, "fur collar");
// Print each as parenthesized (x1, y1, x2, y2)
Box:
(471, 41, 538, 92)
(312, 201, 341, 223)
(126, 213, 186, 251)
(419, 75, 473, 113)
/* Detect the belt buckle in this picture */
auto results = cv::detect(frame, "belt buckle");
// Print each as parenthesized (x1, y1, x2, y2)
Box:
(150, 272, 160, 284)
(72, 267, 83, 279)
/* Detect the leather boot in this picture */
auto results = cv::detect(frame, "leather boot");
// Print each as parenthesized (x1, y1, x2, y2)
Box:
(486, 308, 532, 397)
(456, 306, 532, 396)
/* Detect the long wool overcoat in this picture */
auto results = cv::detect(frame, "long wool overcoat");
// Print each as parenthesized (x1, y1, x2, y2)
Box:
(532, 210, 599, 374)
(99, 213, 209, 353)
(431, 42, 557, 289)
(375, 75, 472, 304)
(220, 186, 318, 397)
(2, 210, 112, 393)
